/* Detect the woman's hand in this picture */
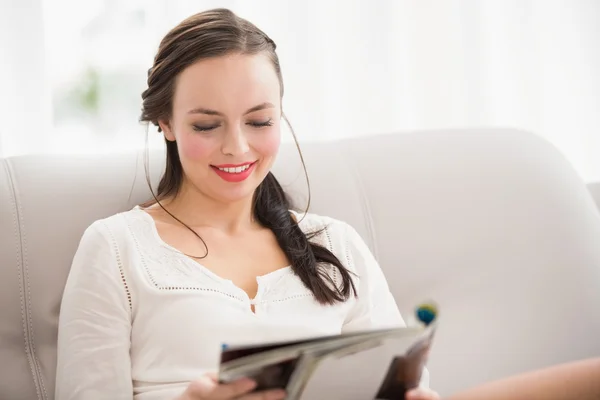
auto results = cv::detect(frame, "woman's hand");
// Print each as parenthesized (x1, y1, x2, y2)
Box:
(406, 387, 441, 400)
(177, 374, 286, 400)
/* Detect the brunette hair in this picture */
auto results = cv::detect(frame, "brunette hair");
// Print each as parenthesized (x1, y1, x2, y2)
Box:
(140, 8, 355, 304)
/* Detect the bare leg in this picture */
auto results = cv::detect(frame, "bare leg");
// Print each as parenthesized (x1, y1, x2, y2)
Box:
(446, 358, 600, 400)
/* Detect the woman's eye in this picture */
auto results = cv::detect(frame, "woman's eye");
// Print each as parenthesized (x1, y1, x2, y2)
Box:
(192, 124, 220, 132)
(247, 119, 273, 128)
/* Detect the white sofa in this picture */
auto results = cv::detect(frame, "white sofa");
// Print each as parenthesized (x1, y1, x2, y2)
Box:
(1, 128, 600, 399)
(589, 182, 600, 211)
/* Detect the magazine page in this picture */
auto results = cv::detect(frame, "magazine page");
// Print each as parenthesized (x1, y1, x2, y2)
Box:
(297, 331, 435, 400)
(218, 326, 425, 387)
(218, 302, 439, 397)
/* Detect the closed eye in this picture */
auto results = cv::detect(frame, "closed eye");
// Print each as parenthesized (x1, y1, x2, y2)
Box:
(247, 119, 273, 128)
(192, 124, 221, 132)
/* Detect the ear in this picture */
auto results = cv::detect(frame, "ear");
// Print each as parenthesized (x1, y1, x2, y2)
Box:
(158, 119, 176, 142)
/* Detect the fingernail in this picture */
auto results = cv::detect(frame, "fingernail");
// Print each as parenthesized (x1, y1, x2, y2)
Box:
(236, 377, 257, 389)
(268, 389, 286, 399)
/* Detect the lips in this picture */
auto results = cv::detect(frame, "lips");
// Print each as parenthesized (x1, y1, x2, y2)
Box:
(212, 163, 253, 174)
(210, 161, 257, 183)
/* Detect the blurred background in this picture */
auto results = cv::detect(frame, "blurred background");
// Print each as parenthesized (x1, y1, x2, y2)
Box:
(1, 0, 599, 181)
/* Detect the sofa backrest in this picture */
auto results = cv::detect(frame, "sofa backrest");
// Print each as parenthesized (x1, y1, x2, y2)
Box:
(2, 128, 600, 398)
(588, 182, 600, 211)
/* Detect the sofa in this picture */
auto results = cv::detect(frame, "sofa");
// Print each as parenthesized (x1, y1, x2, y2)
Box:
(2, 128, 600, 399)
(589, 182, 600, 211)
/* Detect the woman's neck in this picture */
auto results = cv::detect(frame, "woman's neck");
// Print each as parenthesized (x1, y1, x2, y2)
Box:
(155, 185, 258, 234)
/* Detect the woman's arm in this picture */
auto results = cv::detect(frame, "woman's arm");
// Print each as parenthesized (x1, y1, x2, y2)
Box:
(446, 358, 600, 400)
(55, 221, 133, 399)
(340, 222, 405, 332)
(339, 222, 431, 389)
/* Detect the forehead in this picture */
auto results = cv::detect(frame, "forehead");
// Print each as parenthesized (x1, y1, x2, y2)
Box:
(173, 53, 281, 113)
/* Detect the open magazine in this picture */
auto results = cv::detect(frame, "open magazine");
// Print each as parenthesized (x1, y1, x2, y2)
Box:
(218, 303, 438, 400)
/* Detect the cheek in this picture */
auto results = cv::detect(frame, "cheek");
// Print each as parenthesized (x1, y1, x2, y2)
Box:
(253, 130, 281, 158)
(177, 135, 214, 162)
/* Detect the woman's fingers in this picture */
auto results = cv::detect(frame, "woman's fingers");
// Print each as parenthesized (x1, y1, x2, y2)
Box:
(182, 373, 286, 400)
(406, 387, 441, 400)
(238, 388, 287, 400)
(214, 378, 258, 399)
(185, 376, 256, 399)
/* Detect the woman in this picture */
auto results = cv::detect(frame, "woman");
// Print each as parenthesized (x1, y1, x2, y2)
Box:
(55, 8, 439, 400)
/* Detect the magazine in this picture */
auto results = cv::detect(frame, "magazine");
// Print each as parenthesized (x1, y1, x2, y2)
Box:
(218, 303, 438, 400)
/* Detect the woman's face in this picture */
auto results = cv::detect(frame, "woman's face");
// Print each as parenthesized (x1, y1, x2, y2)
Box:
(159, 53, 282, 204)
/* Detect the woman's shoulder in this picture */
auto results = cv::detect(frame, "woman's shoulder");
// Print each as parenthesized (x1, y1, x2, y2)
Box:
(77, 206, 148, 245)
(293, 210, 381, 285)
(292, 210, 368, 256)
(291, 209, 350, 235)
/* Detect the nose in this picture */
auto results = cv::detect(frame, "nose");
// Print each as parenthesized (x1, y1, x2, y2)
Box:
(221, 124, 250, 156)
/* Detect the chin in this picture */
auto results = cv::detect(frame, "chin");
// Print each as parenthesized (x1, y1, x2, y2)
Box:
(210, 181, 261, 204)
(213, 190, 255, 204)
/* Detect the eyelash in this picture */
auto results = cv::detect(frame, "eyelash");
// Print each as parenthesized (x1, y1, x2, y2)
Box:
(192, 119, 274, 132)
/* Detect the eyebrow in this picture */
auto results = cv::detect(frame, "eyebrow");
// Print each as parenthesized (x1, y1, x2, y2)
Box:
(187, 102, 275, 116)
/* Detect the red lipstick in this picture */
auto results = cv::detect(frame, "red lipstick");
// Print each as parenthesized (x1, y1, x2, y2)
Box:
(210, 161, 256, 183)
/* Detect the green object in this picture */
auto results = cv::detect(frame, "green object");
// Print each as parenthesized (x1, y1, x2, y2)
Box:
(416, 303, 437, 326)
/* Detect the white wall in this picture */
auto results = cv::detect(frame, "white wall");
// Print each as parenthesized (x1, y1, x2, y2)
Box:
(1, 0, 599, 181)
(0, 0, 52, 156)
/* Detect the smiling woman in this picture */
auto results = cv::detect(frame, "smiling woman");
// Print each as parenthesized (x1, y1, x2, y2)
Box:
(54, 8, 438, 400)
(154, 54, 283, 205)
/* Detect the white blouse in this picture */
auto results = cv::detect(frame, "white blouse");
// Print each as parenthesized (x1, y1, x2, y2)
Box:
(55, 207, 417, 400)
